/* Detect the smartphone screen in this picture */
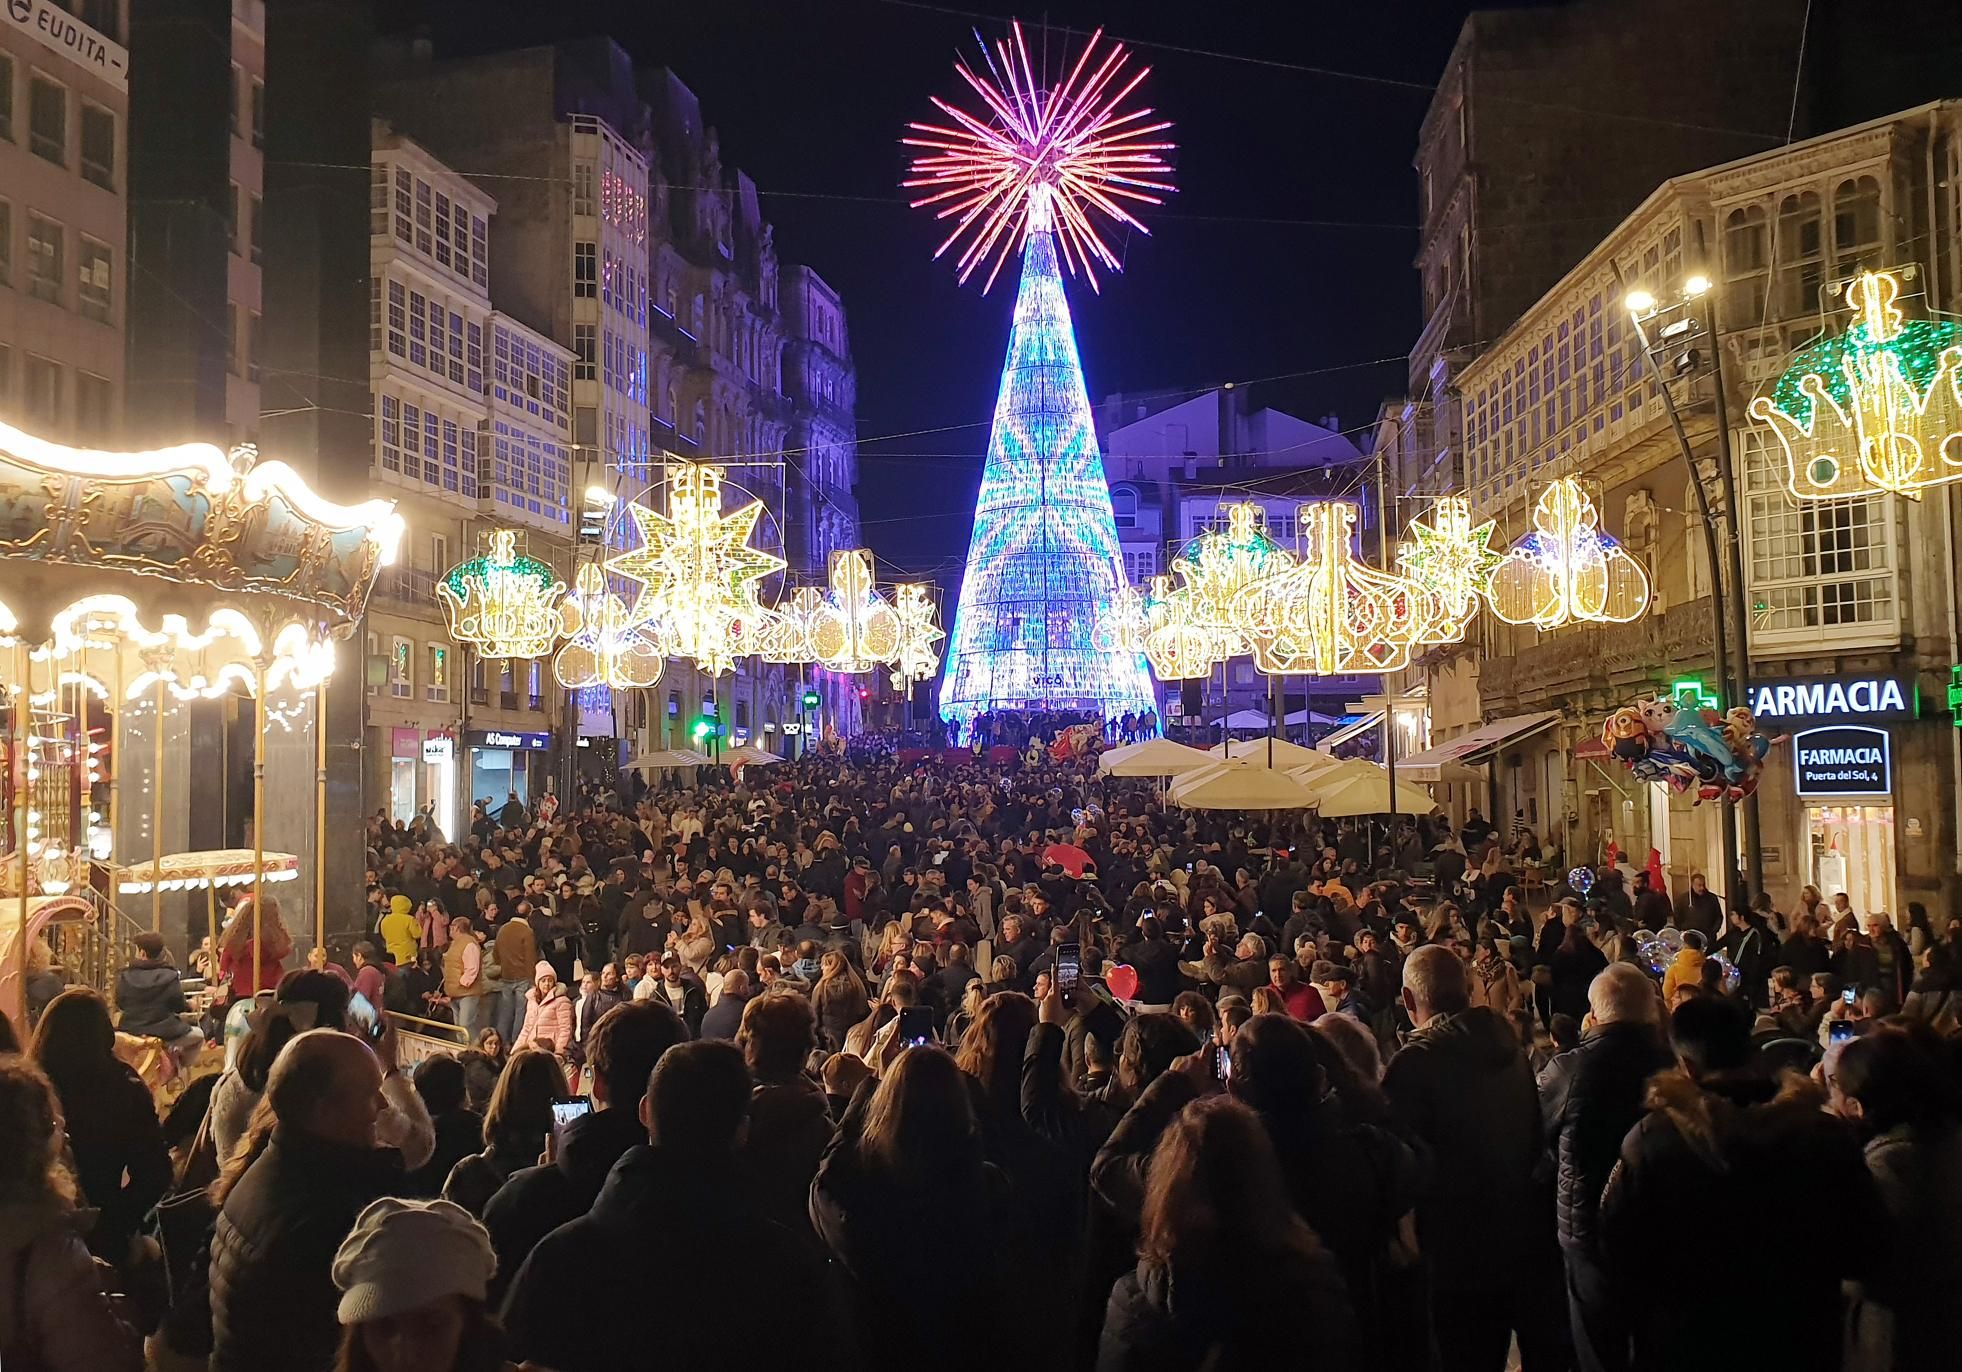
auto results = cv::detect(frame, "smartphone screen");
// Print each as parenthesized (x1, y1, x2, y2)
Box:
(552, 1098, 593, 1138)
(896, 1005, 935, 1048)
(1214, 1044, 1231, 1081)
(1842, 987, 1858, 1005)
(1828, 1019, 1855, 1045)
(1055, 942, 1082, 996)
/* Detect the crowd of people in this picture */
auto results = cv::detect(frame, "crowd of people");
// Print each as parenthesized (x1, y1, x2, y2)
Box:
(3, 734, 1961, 1372)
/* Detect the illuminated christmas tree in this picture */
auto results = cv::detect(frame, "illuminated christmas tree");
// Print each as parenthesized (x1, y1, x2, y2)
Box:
(905, 22, 1166, 724)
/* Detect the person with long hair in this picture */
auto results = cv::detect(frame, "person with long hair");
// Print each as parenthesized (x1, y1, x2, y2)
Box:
(29, 988, 171, 1266)
(1098, 1095, 1359, 1371)
(811, 1046, 1013, 1372)
(220, 892, 294, 1000)
(812, 948, 871, 1053)
(0, 1054, 143, 1370)
(442, 1050, 561, 1218)
(329, 1198, 512, 1372)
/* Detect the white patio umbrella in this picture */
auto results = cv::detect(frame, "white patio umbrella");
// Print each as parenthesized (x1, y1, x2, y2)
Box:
(1213, 736, 1335, 770)
(1169, 759, 1320, 810)
(624, 748, 711, 770)
(722, 744, 782, 766)
(1311, 770, 1440, 817)
(1099, 737, 1219, 776)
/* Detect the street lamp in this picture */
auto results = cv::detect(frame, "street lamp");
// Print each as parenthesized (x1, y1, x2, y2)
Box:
(1622, 265, 1759, 901)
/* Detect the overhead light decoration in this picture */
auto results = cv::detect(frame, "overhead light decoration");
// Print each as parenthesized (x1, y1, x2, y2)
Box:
(1748, 267, 1962, 500)
(605, 463, 784, 675)
(1140, 573, 1225, 680)
(438, 529, 566, 659)
(1235, 503, 1423, 674)
(756, 586, 825, 665)
(552, 562, 664, 691)
(1167, 503, 1294, 663)
(889, 582, 945, 688)
(810, 550, 902, 673)
(1397, 496, 1501, 644)
(1485, 478, 1651, 629)
(1090, 579, 1148, 656)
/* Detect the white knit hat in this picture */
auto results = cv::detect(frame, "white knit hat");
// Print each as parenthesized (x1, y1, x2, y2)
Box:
(332, 1198, 495, 1325)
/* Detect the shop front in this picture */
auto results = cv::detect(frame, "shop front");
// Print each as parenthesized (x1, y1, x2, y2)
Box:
(388, 727, 420, 823)
(422, 734, 458, 842)
(1750, 672, 1914, 918)
(466, 728, 552, 812)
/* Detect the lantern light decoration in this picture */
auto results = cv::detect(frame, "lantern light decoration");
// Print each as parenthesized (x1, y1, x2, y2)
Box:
(1484, 478, 1651, 630)
(756, 586, 826, 666)
(1397, 496, 1501, 645)
(902, 20, 1175, 294)
(1139, 573, 1226, 681)
(552, 562, 664, 691)
(605, 463, 785, 676)
(889, 583, 946, 689)
(437, 529, 566, 660)
(1747, 267, 1962, 500)
(810, 550, 903, 673)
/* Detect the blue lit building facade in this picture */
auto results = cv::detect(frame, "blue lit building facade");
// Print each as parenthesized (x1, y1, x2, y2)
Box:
(938, 224, 1156, 725)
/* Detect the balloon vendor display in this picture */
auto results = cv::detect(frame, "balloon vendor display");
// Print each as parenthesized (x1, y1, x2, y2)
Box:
(1600, 695, 1772, 802)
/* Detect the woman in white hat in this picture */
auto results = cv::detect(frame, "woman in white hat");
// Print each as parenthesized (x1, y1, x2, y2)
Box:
(330, 1197, 517, 1372)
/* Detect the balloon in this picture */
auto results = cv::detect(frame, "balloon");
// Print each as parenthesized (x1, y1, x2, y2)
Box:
(1601, 696, 1771, 806)
(1105, 964, 1140, 1002)
(1567, 866, 1595, 895)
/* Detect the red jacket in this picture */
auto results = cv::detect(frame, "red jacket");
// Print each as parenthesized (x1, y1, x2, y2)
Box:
(1279, 981, 1324, 1022)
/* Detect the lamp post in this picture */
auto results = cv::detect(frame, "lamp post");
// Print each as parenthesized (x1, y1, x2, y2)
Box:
(1623, 269, 1760, 903)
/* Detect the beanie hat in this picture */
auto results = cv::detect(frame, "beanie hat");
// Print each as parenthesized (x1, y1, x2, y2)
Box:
(333, 1198, 493, 1325)
(534, 960, 556, 984)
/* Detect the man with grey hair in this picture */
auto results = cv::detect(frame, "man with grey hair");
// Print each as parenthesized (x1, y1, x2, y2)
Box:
(1548, 962, 1670, 1372)
(1383, 944, 1566, 1371)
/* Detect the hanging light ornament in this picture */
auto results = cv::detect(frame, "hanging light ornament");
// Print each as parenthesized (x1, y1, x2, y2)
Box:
(1484, 478, 1651, 630)
(605, 463, 785, 675)
(889, 582, 946, 688)
(810, 550, 902, 672)
(756, 586, 825, 665)
(436, 529, 566, 659)
(1747, 268, 1962, 501)
(1235, 503, 1422, 675)
(1397, 496, 1502, 645)
(552, 562, 664, 691)
(1166, 502, 1293, 662)
(1091, 579, 1149, 655)
(1140, 574, 1225, 680)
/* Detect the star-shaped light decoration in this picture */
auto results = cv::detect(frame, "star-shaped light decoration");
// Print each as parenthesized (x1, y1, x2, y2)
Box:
(889, 582, 945, 689)
(437, 529, 565, 659)
(1091, 579, 1148, 656)
(553, 563, 664, 691)
(605, 463, 785, 675)
(1397, 496, 1501, 645)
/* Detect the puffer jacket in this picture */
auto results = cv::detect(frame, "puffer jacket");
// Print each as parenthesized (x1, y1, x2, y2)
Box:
(1549, 1019, 1669, 1255)
(115, 958, 194, 1040)
(517, 982, 575, 1054)
(0, 1202, 142, 1371)
(208, 1127, 409, 1372)
(1660, 947, 1705, 1002)
(1381, 1006, 1548, 1291)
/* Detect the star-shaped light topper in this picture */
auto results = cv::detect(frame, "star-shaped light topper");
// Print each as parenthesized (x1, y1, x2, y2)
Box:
(605, 463, 786, 675)
(1397, 496, 1502, 644)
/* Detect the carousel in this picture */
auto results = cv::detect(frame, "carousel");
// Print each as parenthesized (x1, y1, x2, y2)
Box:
(0, 416, 400, 1030)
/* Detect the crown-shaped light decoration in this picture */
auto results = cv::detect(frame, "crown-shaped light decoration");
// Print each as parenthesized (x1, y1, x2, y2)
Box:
(437, 530, 566, 660)
(755, 586, 825, 665)
(1485, 478, 1650, 629)
(1747, 268, 1962, 501)
(1140, 573, 1227, 680)
(1234, 503, 1423, 675)
(1167, 503, 1295, 663)
(605, 463, 785, 675)
(552, 562, 664, 691)
(889, 583, 945, 689)
(1398, 496, 1501, 645)
(810, 550, 902, 673)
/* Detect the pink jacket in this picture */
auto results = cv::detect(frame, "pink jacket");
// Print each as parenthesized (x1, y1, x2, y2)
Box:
(519, 983, 575, 1055)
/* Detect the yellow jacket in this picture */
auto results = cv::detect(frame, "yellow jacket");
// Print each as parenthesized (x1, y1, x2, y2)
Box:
(1661, 947, 1705, 1002)
(379, 906, 420, 969)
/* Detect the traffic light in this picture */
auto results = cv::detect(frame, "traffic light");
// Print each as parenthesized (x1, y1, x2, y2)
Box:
(801, 688, 820, 710)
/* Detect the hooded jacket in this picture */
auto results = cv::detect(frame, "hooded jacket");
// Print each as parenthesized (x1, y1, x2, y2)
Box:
(1381, 1005, 1548, 1290)
(1599, 1070, 1880, 1372)
(1659, 946, 1705, 1002)
(517, 964, 575, 1053)
(502, 1145, 847, 1372)
(115, 957, 194, 1040)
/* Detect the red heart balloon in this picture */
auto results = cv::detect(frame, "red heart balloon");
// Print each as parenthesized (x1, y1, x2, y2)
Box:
(1106, 964, 1140, 1002)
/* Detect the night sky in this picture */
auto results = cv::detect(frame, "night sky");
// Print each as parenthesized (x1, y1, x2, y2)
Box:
(392, 0, 1516, 581)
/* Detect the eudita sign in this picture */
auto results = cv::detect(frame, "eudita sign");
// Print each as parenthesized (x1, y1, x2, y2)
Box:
(1747, 675, 1915, 724)
(1793, 725, 1892, 796)
(4, 0, 129, 92)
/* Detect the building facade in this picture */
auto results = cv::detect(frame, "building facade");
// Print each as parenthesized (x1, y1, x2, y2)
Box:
(1, 0, 128, 446)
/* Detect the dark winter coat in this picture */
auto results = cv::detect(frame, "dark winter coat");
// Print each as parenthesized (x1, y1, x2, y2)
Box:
(1098, 1252, 1360, 1372)
(743, 1072, 833, 1238)
(1381, 1006, 1550, 1293)
(114, 958, 194, 1040)
(50, 1060, 171, 1263)
(480, 1104, 645, 1301)
(1548, 1020, 1669, 1255)
(503, 1145, 848, 1372)
(698, 988, 750, 1040)
(1117, 936, 1181, 1005)
(208, 1127, 408, 1372)
(1599, 1070, 1881, 1372)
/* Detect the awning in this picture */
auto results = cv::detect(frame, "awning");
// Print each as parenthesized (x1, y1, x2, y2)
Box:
(1315, 712, 1383, 752)
(1395, 711, 1561, 782)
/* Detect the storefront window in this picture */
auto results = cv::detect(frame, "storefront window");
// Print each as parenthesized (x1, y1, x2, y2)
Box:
(1808, 804, 1895, 918)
